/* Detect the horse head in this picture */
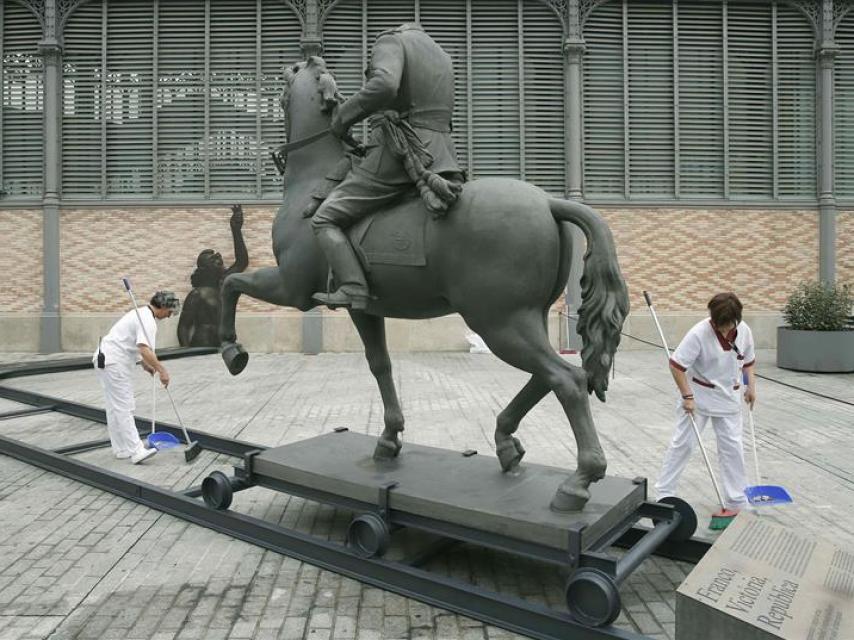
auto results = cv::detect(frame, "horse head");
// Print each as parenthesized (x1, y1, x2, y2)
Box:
(280, 56, 342, 144)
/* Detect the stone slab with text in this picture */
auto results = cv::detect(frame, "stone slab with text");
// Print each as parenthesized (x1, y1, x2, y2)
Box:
(676, 512, 853, 640)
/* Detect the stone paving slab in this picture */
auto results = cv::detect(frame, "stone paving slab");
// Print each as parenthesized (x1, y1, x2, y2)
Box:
(0, 349, 852, 640)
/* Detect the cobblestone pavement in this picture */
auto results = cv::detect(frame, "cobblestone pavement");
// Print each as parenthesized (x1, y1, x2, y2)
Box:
(1, 349, 852, 640)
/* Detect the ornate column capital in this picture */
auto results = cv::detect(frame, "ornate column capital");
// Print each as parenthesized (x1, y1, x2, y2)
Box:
(563, 37, 586, 59)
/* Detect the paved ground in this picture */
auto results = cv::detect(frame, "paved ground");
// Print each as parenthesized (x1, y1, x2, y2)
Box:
(0, 348, 852, 640)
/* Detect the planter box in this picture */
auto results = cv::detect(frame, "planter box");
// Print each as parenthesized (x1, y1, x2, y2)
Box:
(776, 327, 854, 373)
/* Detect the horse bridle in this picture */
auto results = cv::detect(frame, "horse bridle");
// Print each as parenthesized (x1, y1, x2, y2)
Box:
(270, 128, 365, 176)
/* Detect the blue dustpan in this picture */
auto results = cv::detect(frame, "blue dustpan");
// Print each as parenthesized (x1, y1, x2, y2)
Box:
(745, 484, 793, 506)
(148, 432, 182, 450)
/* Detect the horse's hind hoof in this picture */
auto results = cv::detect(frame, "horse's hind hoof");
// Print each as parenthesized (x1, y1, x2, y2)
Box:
(372, 437, 402, 460)
(496, 437, 526, 472)
(221, 342, 249, 376)
(550, 487, 590, 513)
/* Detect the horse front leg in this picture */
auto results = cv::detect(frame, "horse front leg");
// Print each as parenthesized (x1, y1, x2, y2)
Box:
(348, 311, 405, 460)
(219, 267, 293, 375)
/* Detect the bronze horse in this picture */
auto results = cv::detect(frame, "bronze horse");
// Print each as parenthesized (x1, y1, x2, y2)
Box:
(219, 57, 630, 511)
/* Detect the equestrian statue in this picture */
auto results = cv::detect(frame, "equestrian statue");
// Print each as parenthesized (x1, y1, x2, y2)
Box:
(218, 24, 630, 512)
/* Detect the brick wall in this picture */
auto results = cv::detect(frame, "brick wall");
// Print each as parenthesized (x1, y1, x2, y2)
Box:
(600, 207, 821, 313)
(0, 209, 43, 313)
(2, 204, 851, 319)
(59, 205, 280, 313)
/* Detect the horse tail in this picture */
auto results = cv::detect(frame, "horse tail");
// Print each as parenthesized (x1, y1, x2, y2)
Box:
(548, 198, 630, 402)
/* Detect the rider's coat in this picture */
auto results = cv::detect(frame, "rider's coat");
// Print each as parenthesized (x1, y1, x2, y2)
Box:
(334, 23, 461, 186)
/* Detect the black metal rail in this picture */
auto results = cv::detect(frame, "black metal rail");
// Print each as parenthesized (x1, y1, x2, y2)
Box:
(0, 352, 711, 640)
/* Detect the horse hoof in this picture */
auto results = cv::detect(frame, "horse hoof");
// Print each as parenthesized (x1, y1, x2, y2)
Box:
(496, 437, 526, 472)
(550, 488, 590, 513)
(221, 342, 249, 376)
(372, 437, 401, 460)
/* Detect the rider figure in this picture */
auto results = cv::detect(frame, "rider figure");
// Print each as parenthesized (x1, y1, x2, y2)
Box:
(312, 23, 463, 310)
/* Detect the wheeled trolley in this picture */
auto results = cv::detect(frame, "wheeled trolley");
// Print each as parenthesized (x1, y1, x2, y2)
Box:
(202, 429, 698, 628)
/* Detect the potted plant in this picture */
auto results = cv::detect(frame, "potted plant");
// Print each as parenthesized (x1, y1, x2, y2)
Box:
(777, 281, 854, 372)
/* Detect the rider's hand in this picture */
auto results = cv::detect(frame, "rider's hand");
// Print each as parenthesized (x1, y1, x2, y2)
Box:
(158, 369, 170, 388)
(682, 397, 695, 415)
(330, 110, 347, 139)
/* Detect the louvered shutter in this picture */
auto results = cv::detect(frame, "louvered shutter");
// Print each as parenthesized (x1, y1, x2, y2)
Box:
(260, 0, 301, 198)
(835, 13, 854, 198)
(582, 1, 624, 197)
(1, 1, 43, 198)
(728, 0, 773, 199)
(522, 0, 565, 195)
(209, 0, 257, 196)
(627, 0, 674, 197)
(677, 0, 724, 197)
(156, 1, 204, 197)
(419, 0, 469, 173)
(321, 0, 364, 131)
(62, 1, 102, 198)
(105, 0, 154, 197)
(470, 1, 520, 179)
(776, 4, 816, 199)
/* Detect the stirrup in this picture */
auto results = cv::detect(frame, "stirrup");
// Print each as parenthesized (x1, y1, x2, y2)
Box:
(312, 289, 371, 311)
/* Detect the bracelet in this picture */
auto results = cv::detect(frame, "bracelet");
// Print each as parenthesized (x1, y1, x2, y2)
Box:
(682, 394, 694, 399)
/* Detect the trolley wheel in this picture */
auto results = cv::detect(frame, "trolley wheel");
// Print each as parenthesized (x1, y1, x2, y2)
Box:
(202, 471, 234, 511)
(656, 496, 697, 542)
(347, 513, 390, 558)
(565, 567, 621, 627)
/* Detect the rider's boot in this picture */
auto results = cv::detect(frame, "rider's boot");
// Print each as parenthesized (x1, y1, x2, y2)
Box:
(312, 226, 371, 310)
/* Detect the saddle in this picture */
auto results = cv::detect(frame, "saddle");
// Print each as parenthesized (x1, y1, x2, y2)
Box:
(301, 157, 430, 269)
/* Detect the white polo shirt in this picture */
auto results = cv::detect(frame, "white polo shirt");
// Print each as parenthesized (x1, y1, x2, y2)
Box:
(669, 319, 755, 416)
(94, 307, 157, 368)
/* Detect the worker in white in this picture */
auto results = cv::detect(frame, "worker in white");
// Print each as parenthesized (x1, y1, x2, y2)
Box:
(93, 291, 180, 464)
(655, 292, 756, 511)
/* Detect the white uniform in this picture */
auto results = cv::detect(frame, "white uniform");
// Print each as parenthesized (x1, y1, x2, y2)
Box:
(655, 319, 756, 509)
(93, 307, 157, 458)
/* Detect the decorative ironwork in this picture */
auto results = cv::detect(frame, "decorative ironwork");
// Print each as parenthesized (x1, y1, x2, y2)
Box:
(10, 0, 46, 32)
(833, 0, 854, 33)
(786, 0, 821, 34)
(285, 0, 307, 29)
(542, 0, 568, 33)
(579, 0, 611, 31)
(57, 0, 93, 35)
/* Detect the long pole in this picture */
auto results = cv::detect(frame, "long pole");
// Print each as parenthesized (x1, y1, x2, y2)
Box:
(643, 291, 727, 512)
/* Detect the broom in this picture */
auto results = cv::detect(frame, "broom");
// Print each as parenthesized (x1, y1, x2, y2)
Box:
(644, 291, 738, 531)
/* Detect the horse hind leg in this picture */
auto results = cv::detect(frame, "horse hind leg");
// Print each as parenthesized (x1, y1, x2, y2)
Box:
(495, 375, 550, 471)
(348, 311, 405, 460)
(472, 310, 607, 512)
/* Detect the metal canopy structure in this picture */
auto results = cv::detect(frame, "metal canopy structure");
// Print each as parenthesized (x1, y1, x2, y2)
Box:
(0, 0, 848, 350)
(0, 351, 713, 640)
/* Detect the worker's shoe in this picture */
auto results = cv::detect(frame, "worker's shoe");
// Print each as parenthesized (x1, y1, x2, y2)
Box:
(312, 287, 371, 310)
(131, 447, 158, 464)
(114, 450, 132, 460)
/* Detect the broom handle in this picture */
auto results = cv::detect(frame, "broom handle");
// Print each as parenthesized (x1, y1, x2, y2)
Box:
(151, 375, 156, 434)
(748, 407, 760, 484)
(643, 291, 728, 511)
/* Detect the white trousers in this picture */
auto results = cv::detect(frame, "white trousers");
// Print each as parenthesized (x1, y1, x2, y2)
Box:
(654, 409, 748, 509)
(95, 364, 145, 457)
